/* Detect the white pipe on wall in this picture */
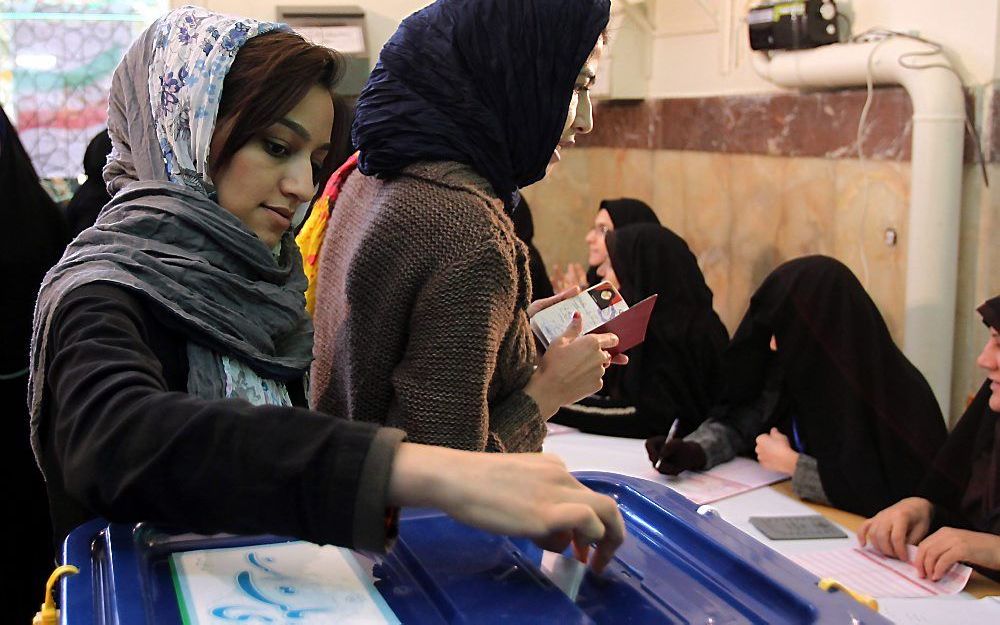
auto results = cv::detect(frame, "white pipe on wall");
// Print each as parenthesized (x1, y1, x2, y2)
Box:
(751, 39, 966, 415)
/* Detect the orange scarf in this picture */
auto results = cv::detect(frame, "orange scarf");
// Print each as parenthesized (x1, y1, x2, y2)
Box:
(296, 152, 359, 315)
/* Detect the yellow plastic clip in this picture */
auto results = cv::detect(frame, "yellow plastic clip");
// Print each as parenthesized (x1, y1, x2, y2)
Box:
(818, 577, 879, 612)
(32, 565, 79, 625)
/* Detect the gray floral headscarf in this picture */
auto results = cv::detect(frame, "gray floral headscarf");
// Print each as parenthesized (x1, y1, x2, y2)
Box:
(29, 6, 314, 460)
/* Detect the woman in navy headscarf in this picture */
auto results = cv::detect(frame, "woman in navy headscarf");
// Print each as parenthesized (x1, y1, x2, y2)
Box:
(310, 0, 619, 453)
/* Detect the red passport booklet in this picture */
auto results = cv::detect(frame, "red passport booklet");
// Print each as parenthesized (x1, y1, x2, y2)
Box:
(591, 294, 657, 356)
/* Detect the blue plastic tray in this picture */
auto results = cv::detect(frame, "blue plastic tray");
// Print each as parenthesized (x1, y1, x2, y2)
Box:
(60, 472, 891, 624)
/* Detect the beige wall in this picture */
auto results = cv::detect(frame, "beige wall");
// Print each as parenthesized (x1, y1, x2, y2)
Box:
(172, 0, 431, 68)
(647, 0, 1000, 98)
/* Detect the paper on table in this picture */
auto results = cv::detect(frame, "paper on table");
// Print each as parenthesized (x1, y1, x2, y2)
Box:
(878, 596, 1000, 624)
(171, 541, 400, 624)
(789, 545, 973, 598)
(541, 433, 786, 504)
(545, 422, 579, 436)
(662, 457, 790, 505)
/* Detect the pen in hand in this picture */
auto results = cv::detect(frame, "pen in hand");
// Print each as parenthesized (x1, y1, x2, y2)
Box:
(654, 417, 680, 471)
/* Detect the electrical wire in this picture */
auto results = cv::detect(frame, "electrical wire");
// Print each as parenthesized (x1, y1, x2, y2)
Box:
(853, 28, 988, 186)
(853, 35, 892, 287)
(848, 27, 988, 288)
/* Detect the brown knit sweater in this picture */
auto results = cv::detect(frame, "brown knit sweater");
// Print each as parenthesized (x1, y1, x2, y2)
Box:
(311, 161, 546, 452)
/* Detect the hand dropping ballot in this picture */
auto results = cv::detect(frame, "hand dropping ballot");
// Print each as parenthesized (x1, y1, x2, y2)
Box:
(530, 282, 657, 356)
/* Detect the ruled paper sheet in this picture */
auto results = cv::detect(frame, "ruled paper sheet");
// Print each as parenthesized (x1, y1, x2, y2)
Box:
(789, 545, 972, 598)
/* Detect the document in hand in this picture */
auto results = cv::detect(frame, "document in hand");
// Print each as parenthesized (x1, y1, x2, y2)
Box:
(530, 281, 657, 356)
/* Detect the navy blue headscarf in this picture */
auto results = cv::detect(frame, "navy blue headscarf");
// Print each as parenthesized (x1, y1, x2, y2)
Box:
(352, 0, 610, 210)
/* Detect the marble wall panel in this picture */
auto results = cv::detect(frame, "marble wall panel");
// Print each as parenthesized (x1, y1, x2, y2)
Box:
(727, 154, 784, 329)
(830, 159, 910, 343)
(585, 147, 656, 210)
(526, 149, 911, 341)
(521, 147, 655, 280)
(520, 149, 593, 277)
(678, 152, 735, 330)
(579, 88, 987, 163)
(651, 150, 687, 233)
(775, 158, 838, 262)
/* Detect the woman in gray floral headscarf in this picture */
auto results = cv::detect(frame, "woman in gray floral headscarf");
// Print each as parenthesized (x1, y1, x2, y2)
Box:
(27, 7, 624, 570)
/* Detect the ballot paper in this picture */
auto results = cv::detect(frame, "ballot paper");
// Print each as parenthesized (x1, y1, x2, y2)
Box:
(661, 457, 790, 505)
(539, 550, 587, 601)
(878, 596, 1000, 624)
(788, 545, 973, 598)
(171, 541, 399, 624)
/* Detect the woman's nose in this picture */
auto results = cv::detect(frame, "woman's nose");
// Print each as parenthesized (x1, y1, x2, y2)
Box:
(281, 159, 315, 202)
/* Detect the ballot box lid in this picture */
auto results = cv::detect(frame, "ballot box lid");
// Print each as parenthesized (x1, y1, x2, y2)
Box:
(59, 471, 890, 624)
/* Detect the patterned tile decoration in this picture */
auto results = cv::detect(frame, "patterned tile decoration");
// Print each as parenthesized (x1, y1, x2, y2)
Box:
(1, 1, 166, 177)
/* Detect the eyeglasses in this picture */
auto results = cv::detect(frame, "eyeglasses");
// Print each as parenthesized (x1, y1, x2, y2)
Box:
(590, 224, 611, 236)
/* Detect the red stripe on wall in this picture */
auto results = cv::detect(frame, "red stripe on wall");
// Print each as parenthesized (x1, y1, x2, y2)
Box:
(16, 104, 109, 131)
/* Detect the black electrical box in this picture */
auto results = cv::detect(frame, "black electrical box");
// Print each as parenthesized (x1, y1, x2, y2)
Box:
(748, 0, 839, 51)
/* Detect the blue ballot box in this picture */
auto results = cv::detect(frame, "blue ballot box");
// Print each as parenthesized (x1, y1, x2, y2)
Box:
(59, 472, 891, 624)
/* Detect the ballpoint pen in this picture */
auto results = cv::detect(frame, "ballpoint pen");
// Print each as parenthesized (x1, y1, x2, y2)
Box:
(654, 417, 680, 471)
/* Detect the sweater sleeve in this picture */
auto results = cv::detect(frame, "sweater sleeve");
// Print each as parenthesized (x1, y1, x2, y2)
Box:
(387, 242, 545, 453)
(685, 401, 769, 469)
(45, 284, 404, 551)
(791, 453, 831, 505)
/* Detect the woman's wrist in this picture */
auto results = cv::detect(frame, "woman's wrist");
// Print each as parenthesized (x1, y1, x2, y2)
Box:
(387, 443, 452, 509)
(785, 450, 801, 476)
(524, 371, 559, 419)
(913, 497, 934, 524)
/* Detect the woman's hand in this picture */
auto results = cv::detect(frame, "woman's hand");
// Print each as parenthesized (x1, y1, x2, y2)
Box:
(857, 497, 934, 562)
(913, 528, 1000, 581)
(388, 444, 626, 573)
(645, 437, 707, 475)
(754, 427, 798, 475)
(528, 285, 580, 318)
(524, 313, 621, 418)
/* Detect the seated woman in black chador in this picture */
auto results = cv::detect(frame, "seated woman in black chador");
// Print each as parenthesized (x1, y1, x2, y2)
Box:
(647, 255, 947, 517)
(860, 295, 1000, 581)
(553, 197, 661, 291)
(551, 224, 729, 438)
